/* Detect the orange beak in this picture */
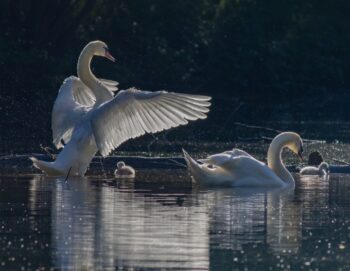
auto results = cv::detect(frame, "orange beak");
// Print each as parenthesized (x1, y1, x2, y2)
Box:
(105, 51, 116, 62)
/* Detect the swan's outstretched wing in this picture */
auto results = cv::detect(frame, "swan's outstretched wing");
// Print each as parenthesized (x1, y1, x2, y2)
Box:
(52, 76, 92, 148)
(91, 88, 211, 156)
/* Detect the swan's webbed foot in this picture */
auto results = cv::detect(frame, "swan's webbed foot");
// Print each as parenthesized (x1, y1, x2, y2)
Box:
(40, 144, 56, 160)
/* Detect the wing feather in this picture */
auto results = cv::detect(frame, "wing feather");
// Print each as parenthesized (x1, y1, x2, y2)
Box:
(100, 78, 119, 92)
(160, 99, 206, 120)
(51, 76, 92, 148)
(91, 88, 211, 156)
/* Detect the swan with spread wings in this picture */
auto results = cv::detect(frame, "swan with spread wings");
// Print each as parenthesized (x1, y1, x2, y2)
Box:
(31, 41, 211, 176)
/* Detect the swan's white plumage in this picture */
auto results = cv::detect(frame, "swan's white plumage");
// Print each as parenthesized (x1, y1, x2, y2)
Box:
(219, 156, 286, 186)
(51, 76, 92, 149)
(114, 161, 135, 178)
(300, 162, 329, 176)
(184, 132, 303, 188)
(184, 150, 285, 187)
(91, 88, 211, 156)
(32, 40, 211, 176)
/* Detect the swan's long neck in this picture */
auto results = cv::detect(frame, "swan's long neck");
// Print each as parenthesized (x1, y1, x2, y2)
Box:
(267, 136, 295, 187)
(77, 47, 99, 90)
(77, 47, 112, 104)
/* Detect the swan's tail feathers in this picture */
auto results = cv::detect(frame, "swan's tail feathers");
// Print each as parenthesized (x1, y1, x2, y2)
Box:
(183, 149, 211, 186)
(182, 149, 202, 176)
(182, 149, 194, 168)
(30, 157, 65, 176)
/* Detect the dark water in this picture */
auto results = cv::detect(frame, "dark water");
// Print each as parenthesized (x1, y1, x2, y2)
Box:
(1, 172, 350, 270)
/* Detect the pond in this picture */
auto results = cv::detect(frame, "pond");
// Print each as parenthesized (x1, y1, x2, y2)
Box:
(0, 171, 349, 270)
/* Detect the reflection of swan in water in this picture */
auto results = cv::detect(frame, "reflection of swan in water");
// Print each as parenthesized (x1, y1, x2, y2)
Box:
(203, 186, 302, 254)
(49, 177, 209, 270)
(97, 182, 209, 269)
(27, 175, 306, 269)
(50, 176, 99, 270)
(299, 175, 330, 228)
(184, 132, 303, 188)
(266, 190, 302, 253)
(28, 176, 53, 235)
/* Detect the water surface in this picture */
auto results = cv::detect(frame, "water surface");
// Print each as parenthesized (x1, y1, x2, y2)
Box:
(0, 172, 350, 270)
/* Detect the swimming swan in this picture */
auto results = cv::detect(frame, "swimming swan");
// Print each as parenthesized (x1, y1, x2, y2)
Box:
(30, 41, 211, 176)
(114, 161, 135, 178)
(300, 162, 329, 176)
(183, 132, 303, 188)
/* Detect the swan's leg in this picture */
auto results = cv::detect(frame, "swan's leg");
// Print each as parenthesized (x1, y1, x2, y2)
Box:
(65, 167, 72, 182)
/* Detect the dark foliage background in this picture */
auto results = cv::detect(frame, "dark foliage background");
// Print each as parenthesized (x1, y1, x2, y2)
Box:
(1, 0, 350, 153)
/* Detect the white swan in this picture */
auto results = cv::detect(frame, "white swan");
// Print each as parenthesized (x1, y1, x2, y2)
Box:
(300, 162, 329, 176)
(183, 132, 303, 188)
(114, 161, 135, 178)
(30, 41, 211, 176)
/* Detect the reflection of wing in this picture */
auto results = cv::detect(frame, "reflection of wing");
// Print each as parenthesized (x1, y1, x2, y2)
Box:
(91, 88, 211, 156)
(50, 178, 209, 270)
(52, 76, 92, 148)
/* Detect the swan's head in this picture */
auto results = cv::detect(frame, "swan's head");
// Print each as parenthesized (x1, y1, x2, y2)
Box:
(274, 132, 303, 161)
(117, 161, 125, 169)
(285, 132, 304, 161)
(87, 40, 115, 62)
(319, 162, 329, 172)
